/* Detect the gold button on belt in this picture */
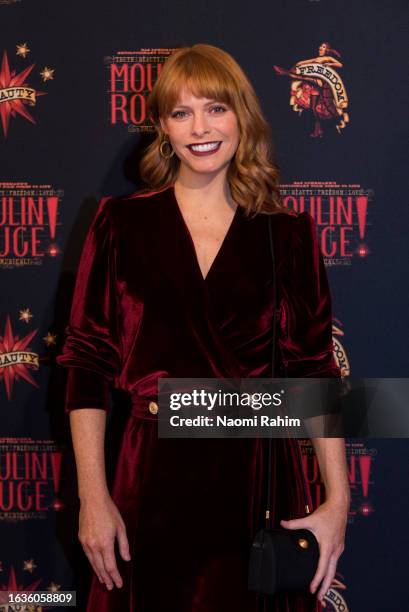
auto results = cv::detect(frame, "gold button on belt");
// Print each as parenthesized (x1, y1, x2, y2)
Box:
(148, 401, 158, 415)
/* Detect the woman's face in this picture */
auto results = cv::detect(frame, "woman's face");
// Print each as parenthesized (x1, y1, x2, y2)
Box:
(160, 87, 240, 179)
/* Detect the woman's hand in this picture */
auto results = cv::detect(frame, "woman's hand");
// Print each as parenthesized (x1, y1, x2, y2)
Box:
(280, 496, 349, 603)
(78, 494, 131, 590)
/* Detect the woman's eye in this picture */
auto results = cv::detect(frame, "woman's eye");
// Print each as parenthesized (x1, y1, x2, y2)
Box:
(210, 105, 226, 113)
(170, 106, 227, 118)
(170, 110, 187, 118)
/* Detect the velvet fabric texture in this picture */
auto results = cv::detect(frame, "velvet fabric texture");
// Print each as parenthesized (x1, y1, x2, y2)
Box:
(56, 183, 340, 612)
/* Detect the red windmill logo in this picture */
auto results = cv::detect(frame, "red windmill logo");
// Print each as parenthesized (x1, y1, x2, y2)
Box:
(0, 48, 50, 138)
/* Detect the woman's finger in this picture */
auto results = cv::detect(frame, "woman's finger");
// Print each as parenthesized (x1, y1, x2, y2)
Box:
(82, 544, 104, 584)
(317, 555, 338, 601)
(280, 517, 312, 530)
(117, 523, 131, 561)
(310, 545, 330, 594)
(101, 543, 123, 588)
(93, 549, 114, 590)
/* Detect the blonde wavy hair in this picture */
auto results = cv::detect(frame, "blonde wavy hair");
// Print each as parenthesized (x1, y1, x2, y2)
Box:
(139, 43, 288, 217)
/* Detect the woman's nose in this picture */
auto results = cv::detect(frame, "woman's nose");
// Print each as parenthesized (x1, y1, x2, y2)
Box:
(191, 112, 210, 136)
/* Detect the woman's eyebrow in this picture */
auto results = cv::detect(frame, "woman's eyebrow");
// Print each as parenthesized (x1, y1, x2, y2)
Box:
(172, 100, 222, 109)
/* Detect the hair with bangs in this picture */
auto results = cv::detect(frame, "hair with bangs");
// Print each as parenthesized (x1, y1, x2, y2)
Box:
(139, 44, 287, 216)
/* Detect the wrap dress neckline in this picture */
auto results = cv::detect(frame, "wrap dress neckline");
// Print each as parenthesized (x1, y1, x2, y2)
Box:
(168, 183, 241, 284)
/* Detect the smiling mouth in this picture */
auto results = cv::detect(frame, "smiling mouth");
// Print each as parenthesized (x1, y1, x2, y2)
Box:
(187, 141, 222, 153)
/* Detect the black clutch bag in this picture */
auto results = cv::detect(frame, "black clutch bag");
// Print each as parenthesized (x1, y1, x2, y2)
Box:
(248, 527, 319, 595)
(248, 216, 320, 596)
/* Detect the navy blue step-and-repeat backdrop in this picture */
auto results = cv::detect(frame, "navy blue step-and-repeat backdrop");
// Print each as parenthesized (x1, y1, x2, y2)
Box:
(1, 1, 408, 610)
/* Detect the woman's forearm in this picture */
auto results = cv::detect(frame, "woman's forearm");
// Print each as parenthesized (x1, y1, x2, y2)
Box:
(310, 438, 350, 504)
(69, 409, 109, 502)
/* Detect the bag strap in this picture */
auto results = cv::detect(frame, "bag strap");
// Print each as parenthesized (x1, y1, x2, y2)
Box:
(265, 216, 310, 529)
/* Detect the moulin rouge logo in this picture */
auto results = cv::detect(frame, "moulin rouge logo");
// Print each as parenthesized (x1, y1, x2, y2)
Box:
(0, 44, 54, 138)
(0, 183, 63, 267)
(0, 438, 63, 521)
(280, 181, 372, 267)
(106, 48, 174, 132)
(274, 41, 349, 138)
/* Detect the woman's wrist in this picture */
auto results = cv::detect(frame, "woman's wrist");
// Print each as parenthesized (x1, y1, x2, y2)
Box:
(78, 485, 111, 504)
(324, 488, 350, 509)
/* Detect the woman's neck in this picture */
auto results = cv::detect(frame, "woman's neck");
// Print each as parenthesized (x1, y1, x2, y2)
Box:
(174, 168, 235, 214)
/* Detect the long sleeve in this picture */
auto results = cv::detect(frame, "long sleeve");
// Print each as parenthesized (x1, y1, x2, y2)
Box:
(278, 211, 341, 378)
(56, 196, 122, 412)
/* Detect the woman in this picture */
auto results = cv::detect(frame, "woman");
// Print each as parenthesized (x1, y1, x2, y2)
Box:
(56, 44, 350, 612)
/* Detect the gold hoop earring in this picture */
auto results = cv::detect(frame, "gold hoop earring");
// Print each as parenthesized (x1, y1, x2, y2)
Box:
(159, 138, 175, 159)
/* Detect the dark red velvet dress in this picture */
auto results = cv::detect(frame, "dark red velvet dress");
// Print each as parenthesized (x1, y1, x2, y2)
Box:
(56, 183, 340, 612)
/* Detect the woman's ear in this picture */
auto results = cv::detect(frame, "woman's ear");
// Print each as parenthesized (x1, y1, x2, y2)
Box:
(159, 116, 167, 135)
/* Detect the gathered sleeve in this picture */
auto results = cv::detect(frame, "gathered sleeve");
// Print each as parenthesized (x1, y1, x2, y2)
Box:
(56, 196, 122, 413)
(278, 211, 341, 378)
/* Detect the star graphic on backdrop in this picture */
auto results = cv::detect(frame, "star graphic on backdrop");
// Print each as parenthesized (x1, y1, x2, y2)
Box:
(19, 308, 33, 324)
(47, 581, 61, 592)
(43, 332, 57, 347)
(23, 559, 37, 574)
(0, 50, 47, 138)
(0, 315, 39, 399)
(16, 43, 30, 58)
(39, 66, 54, 82)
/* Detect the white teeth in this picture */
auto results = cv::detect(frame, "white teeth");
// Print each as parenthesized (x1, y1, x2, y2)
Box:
(190, 142, 220, 152)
